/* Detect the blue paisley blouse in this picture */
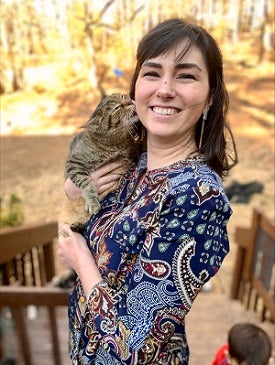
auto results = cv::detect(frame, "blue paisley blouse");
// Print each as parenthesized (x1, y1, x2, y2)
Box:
(68, 152, 232, 365)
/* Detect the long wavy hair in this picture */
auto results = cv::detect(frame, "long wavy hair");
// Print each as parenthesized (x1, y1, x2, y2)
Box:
(129, 18, 238, 177)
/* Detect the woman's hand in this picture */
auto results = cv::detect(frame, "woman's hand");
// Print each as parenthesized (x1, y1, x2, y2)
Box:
(58, 223, 102, 296)
(58, 223, 90, 271)
(90, 161, 126, 195)
(64, 161, 126, 201)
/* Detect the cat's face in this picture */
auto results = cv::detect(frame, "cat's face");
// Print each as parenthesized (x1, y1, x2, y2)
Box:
(90, 93, 140, 142)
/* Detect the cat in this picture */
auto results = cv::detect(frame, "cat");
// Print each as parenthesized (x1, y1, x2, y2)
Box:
(59, 93, 144, 234)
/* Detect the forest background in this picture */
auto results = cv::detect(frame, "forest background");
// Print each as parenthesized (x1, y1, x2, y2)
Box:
(0, 0, 274, 237)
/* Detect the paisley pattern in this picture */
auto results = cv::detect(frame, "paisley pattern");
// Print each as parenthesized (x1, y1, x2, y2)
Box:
(68, 152, 232, 364)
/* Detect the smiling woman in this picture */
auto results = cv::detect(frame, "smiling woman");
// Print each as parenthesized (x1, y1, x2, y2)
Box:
(58, 18, 238, 365)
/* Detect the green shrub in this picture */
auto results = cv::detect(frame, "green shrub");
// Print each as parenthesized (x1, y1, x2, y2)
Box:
(0, 194, 24, 228)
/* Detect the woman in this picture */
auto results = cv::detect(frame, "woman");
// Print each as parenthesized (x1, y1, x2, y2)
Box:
(58, 18, 237, 364)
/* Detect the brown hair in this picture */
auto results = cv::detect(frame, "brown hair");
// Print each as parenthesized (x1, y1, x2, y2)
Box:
(228, 323, 272, 365)
(129, 18, 237, 177)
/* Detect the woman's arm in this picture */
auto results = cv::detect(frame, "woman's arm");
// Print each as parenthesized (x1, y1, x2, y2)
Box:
(58, 223, 102, 296)
(59, 161, 127, 295)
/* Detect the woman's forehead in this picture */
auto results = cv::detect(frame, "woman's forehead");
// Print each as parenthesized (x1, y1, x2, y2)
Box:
(143, 43, 207, 70)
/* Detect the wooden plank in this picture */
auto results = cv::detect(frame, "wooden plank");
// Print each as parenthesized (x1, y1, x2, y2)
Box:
(230, 226, 252, 299)
(230, 246, 245, 299)
(252, 276, 275, 321)
(12, 307, 32, 365)
(0, 286, 70, 306)
(259, 210, 275, 239)
(43, 243, 56, 282)
(234, 227, 251, 248)
(243, 209, 261, 281)
(48, 307, 62, 365)
(0, 221, 58, 264)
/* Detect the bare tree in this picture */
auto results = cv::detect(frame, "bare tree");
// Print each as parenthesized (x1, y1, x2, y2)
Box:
(257, 0, 272, 63)
(1, 1, 28, 92)
(76, 0, 144, 93)
(1, 0, 55, 93)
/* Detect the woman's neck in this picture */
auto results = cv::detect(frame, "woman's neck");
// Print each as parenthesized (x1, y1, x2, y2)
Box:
(146, 140, 199, 171)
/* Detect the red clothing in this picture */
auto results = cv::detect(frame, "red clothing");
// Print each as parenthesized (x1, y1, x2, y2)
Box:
(212, 344, 229, 365)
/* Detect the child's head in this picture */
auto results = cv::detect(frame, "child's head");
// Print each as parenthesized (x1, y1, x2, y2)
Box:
(228, 323, 272, 365)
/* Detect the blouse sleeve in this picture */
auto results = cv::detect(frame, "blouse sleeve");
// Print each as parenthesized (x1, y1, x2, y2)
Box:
(83, 178, 232, 355)
(156, 183, 232, 312)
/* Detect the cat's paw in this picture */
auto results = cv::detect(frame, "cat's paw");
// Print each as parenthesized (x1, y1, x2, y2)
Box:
(85, 200, 101, 215)
(70, 222, 85, 234)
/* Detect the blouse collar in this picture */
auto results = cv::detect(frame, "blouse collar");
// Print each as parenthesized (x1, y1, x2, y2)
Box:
(136, 152, 206, 177)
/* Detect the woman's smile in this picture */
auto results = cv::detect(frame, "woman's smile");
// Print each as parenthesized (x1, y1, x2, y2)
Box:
(151, 106, 180, 116)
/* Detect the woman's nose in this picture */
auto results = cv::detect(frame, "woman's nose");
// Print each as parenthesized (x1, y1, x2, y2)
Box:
(156, 80, 176, 98)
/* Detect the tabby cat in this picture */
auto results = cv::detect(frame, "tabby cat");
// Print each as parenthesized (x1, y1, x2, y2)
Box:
(59, 93, 144, 233)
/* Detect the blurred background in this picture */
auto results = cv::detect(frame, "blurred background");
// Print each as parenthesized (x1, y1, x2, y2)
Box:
(0, 1, 274, 363)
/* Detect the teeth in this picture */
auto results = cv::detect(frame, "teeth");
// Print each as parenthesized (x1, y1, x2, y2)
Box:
(153, 107, 177, 115)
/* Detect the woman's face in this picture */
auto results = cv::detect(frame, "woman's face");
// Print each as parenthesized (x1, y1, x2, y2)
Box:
(135, 42, 211, 147)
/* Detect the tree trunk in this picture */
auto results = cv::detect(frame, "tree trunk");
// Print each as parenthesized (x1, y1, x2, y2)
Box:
(4, 3, 25, 91)
(257, 0, 269, 64)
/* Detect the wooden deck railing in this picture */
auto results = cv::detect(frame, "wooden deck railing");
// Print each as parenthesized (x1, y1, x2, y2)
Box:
(230, 208, 275, 322)
(0, 221, 70, 365)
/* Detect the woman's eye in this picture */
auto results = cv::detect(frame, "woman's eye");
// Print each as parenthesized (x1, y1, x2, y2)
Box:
(178, 73, 196, 80)
(143, 71, 160, 78)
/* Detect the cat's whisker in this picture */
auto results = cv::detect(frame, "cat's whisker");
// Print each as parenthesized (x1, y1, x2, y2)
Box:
(128, 128, 139, 141)
(127, 120, 144, 142)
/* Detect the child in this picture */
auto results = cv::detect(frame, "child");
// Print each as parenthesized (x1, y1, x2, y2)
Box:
(212, 322, 272, 365)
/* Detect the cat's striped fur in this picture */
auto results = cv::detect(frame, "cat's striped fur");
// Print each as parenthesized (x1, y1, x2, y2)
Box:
(59, 93, 143, 232)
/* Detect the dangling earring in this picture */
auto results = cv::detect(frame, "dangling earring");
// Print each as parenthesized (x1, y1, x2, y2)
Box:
(199, 109, 208, 149)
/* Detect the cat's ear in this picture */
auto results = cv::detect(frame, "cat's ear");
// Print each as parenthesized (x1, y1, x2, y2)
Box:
(88, 98, 105, 123)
